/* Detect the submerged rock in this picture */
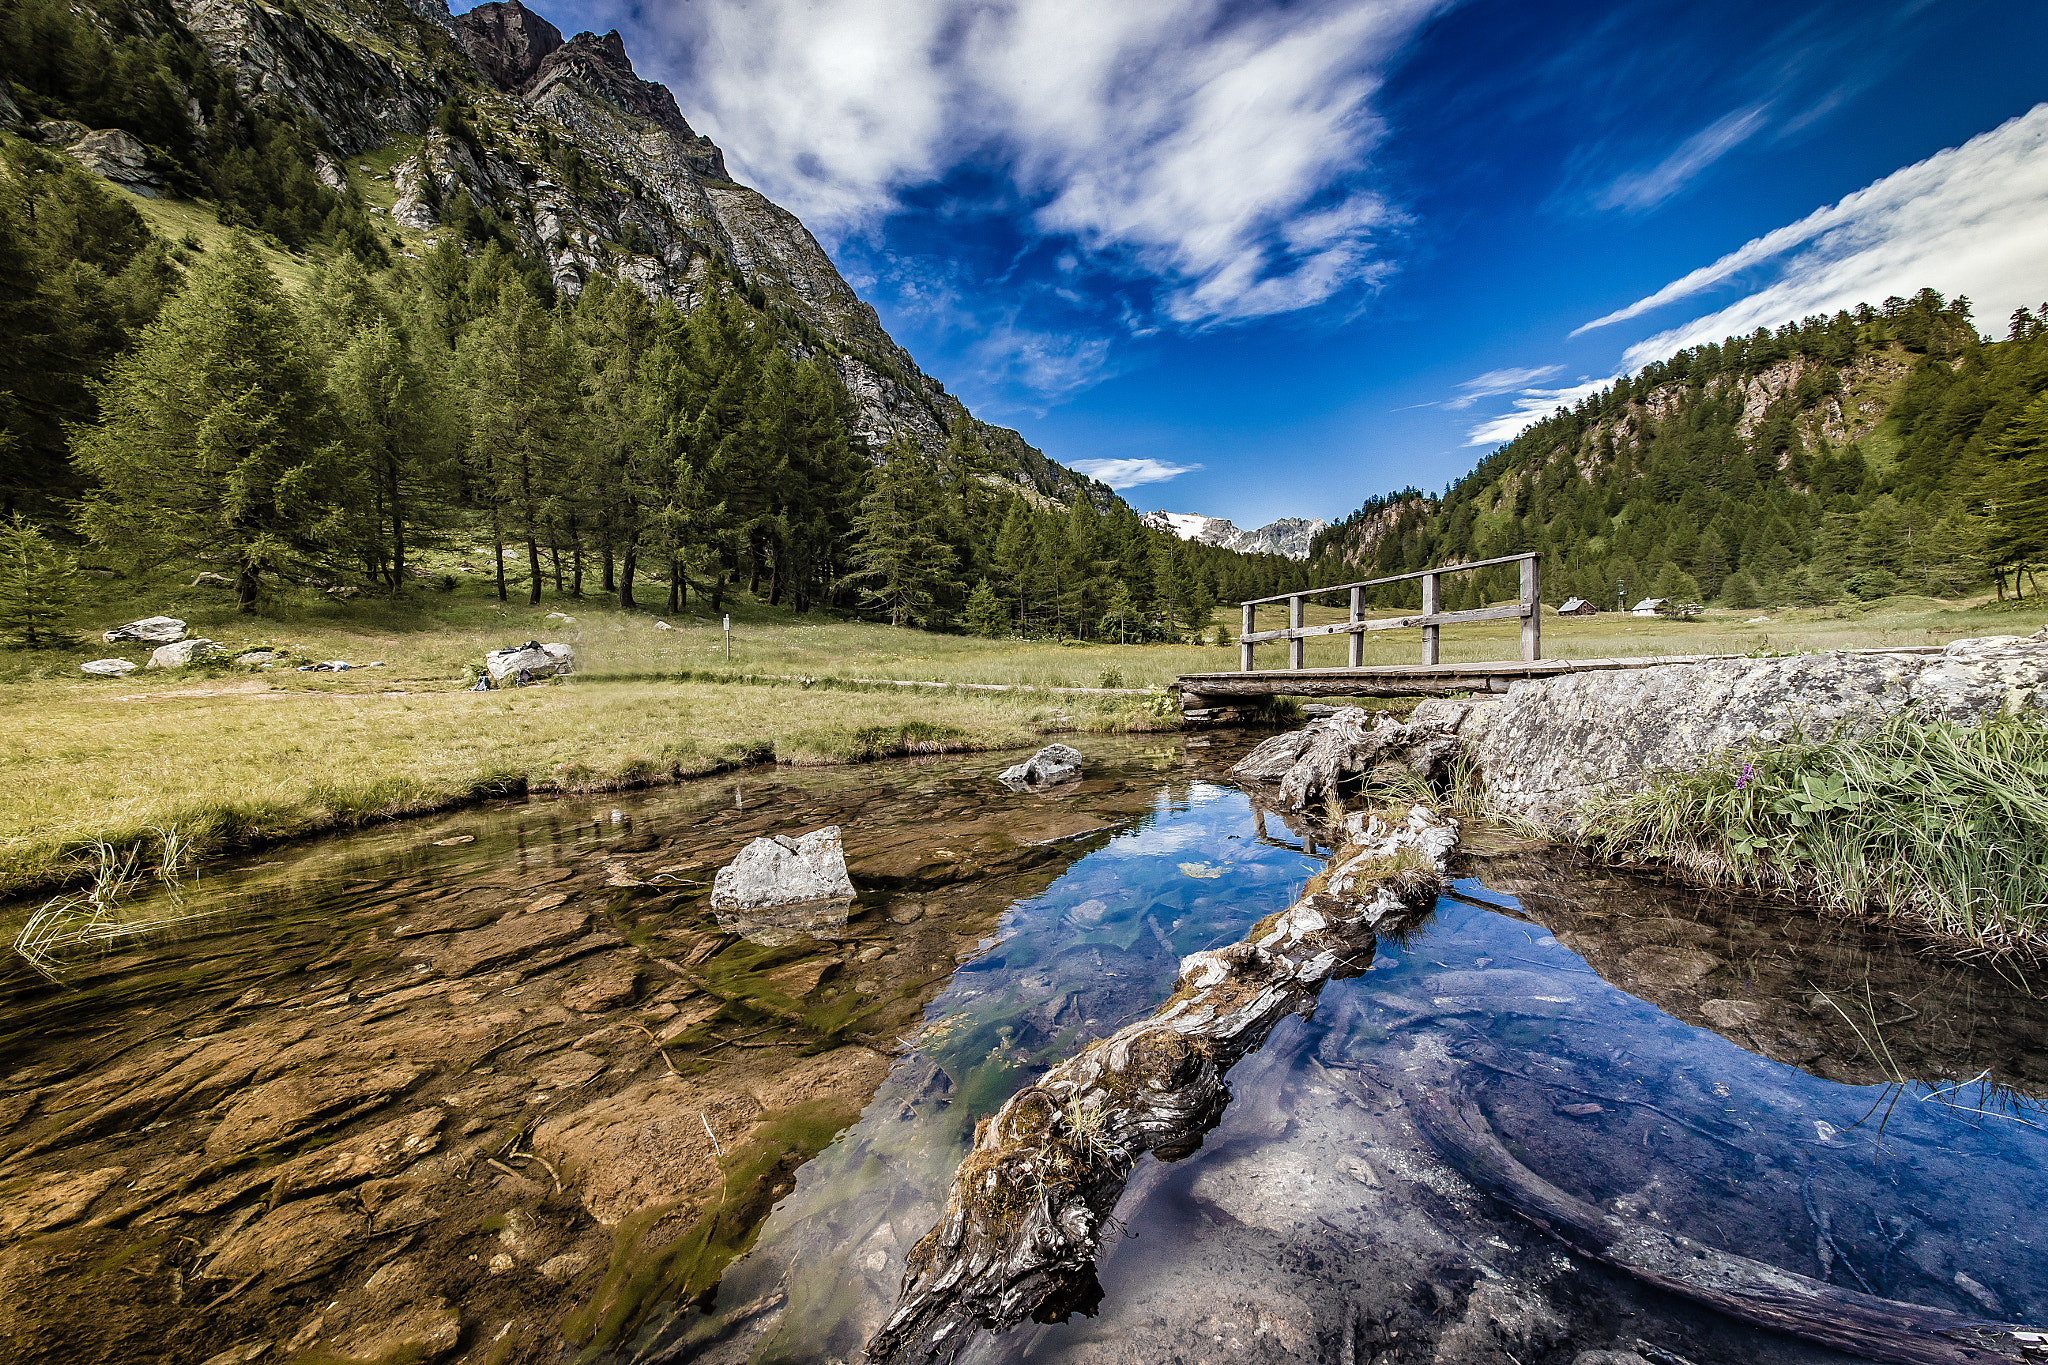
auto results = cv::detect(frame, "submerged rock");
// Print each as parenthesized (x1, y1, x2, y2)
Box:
(483, 640, 574, 687)
(711, 826, 857, 911)
(102, 616, 184, 645)
(998, 743, 1085, 790)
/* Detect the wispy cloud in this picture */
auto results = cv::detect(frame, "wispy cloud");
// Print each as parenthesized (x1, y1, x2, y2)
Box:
(1593, 104, 1769, 212)
(1573, 103, 2048, 357)
(1462, 376, 1616, 447)
(626, 0, 1442, 329)
(1445, 364, 1563, 410)
(1069, 457, 1202, 489)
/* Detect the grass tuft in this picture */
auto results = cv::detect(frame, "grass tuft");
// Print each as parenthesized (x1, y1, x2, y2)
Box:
(1584, 713, 2048, 956)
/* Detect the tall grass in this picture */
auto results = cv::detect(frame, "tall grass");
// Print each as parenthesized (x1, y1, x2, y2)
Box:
(1584, 713, 2048, 956)
(14, 825, 201, 980)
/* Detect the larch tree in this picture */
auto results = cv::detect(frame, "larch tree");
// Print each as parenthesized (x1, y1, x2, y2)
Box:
(456, 279, 576, 604)
(73, 233, 344, 611)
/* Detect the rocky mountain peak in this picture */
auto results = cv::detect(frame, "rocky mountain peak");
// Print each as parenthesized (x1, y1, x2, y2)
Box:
(525, 28, 721, 168)
(455, 0, 563, 94)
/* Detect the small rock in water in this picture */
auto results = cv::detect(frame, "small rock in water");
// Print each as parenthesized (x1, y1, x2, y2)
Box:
(432, 835, 475, 846)
(1558, 1102, 1604, 1118)
(997, 743, 1084, 790)
(712, 826, 856, 910)
(103, 615, 185, 645)
(80, 658, 137, 676)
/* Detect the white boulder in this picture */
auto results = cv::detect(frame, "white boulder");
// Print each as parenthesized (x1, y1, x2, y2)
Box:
(147, 638, 220, 669)
(80, 659, 137, 677)
(711, 827, 856, 911)
(998, 743, 1085, 790)
(103, 616, 185, 645)
(483, 640, 574, 687)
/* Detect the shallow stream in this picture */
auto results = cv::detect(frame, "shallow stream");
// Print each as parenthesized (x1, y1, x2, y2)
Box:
(2, 735, 2043, 1365)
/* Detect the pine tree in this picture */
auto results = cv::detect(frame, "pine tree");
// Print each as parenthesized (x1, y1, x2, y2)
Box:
(963, 579, 1007, 638)
(456, 280, 576, 604)
(329, 318, 442, 591)
(74, 234, 343, 611)
(848, 440, 957, 627)
(1692, 528, 1729, 599)
(1099, 581, 1139, 644)
(0, 513, 78, 646)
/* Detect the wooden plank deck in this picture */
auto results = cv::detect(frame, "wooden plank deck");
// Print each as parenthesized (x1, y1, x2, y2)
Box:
(1177, 646, 1949, 706)
(1177, 654, 1730, 703)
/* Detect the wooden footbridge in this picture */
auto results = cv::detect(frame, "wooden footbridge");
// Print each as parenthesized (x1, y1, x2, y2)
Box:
(1177, 552, 1712, 716)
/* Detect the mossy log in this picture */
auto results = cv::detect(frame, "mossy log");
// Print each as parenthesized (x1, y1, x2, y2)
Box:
(1412, 1090, 2048, 1365)
(865, 806, 1461, 1365)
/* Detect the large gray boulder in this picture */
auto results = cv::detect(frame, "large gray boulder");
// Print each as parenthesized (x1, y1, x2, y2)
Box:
(711, 827, 856, 911)
(997, 743, 1084, 790)
(80, 658, 137, 677)
(147, 638, 221, 669)
(483, 640, 574, 687)
(1463, 636, 2048, 830)
(103, 616, 185, 645)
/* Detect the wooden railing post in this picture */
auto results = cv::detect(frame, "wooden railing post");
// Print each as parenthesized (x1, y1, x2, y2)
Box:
(1348, 585, 1364, 668)
(1288, 595, 1304, 670)
(1421, 572, 1440, 666)
(1521, 554, 1541, 662)
(1240, 602, 1254, 672)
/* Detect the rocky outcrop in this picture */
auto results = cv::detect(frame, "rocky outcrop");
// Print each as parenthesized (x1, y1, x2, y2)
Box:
(868, 805, 1457, 1364)
(103, 616, 185, 644)
(1464, 636, 2048, 829)
(997, 744, 1084, 790)
(453, 0, 561, 92)
(710, 827, 856, 911)
(34, 122, 164, 195)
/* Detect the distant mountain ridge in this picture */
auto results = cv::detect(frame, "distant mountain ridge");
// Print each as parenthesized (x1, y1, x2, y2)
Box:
(1141, 510, 1327, 559)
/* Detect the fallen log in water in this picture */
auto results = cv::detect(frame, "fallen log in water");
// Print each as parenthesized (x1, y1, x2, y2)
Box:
(1412, 1090, 2048, 1365)
(864, 805, 1461, 1365)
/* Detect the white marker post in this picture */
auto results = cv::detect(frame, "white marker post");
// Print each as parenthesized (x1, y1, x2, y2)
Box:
(723, 614, 731, 662)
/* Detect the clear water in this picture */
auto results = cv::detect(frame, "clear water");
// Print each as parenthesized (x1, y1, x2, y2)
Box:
(634, 789, 2048, 1365)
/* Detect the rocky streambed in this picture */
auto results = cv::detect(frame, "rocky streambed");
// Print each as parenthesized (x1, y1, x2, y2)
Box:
(3, 733, 2045, 1365)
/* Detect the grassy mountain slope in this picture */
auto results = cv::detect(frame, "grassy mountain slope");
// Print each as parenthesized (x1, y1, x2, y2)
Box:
(1312, 289, 2048, 611)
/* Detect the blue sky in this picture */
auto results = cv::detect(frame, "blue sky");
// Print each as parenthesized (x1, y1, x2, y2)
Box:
(502, 0, 2048, 527)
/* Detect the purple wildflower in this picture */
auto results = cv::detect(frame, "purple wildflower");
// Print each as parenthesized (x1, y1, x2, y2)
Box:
(1735, 761, 1755, 791)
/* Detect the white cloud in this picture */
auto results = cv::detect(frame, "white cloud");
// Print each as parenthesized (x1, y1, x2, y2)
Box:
(1068, 457, 1203, 489)
(626, 0, 1442, 328)
(1462, 376, 1617, 447)
(1445, 364, 1563, 410)
(1571, 104, 2048, 363)
(1592, 104, 1769, 213)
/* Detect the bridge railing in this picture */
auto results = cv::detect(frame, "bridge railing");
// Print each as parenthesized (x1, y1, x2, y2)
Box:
(1238, 552, 1541, 671)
